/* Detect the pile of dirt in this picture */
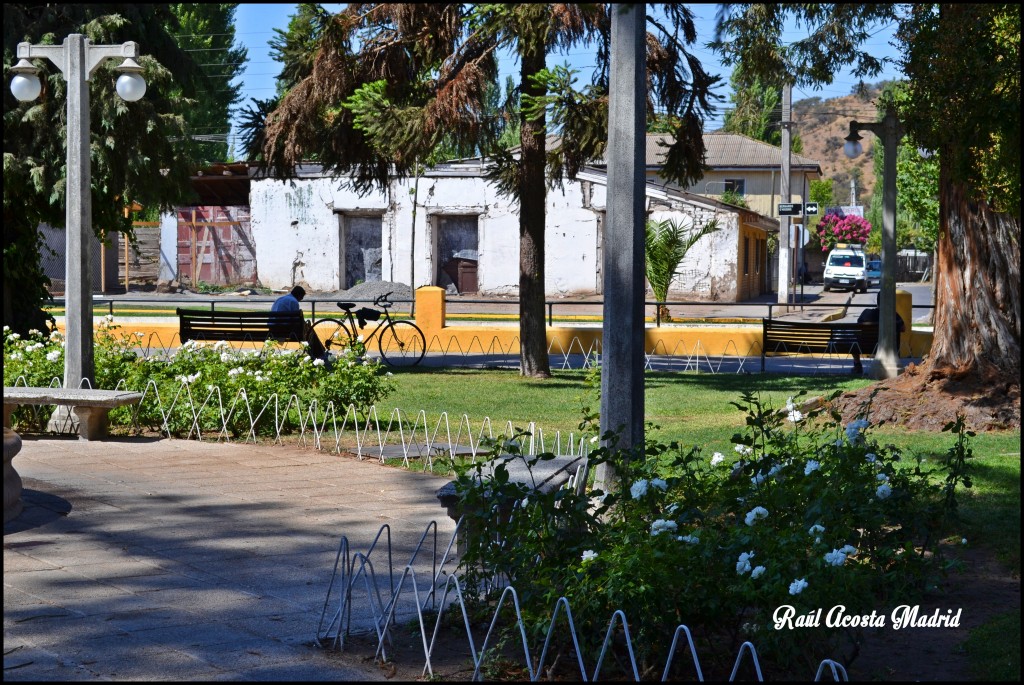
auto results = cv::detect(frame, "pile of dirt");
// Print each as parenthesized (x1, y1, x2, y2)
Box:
(831, 362, 1021, 432)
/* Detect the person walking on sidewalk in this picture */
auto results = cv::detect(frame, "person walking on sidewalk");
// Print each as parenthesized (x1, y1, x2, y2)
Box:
(271, 286, 328, 361)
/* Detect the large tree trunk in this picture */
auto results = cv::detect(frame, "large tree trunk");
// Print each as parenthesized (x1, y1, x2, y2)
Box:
(928, 175, 1020, 383)
(518, 28, 551, 378)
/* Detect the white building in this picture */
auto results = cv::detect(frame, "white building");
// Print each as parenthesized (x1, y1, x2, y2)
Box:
(159, 161, 779, 302)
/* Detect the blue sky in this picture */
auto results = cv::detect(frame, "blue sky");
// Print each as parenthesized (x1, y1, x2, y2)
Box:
(228, 4, 903, 151)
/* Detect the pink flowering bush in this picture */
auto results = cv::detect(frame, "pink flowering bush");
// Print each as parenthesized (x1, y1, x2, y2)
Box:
(816, 213, 872, 251)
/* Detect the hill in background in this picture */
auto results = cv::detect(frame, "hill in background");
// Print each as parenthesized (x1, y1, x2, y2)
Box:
(793, 84, 885, 205)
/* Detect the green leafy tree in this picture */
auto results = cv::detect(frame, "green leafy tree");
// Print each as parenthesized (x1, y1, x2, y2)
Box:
(714, 3, 1020, 417)
(268, 3, 329, 97)
(169, 4, 247, 164)
(863, 83, 940, 254)
(804, 178, 834, 251)
(255, 3, 721, 378)
(644, 217, 719, 321)
(3, 4, 203, 333)
(723, 66, 803, 153)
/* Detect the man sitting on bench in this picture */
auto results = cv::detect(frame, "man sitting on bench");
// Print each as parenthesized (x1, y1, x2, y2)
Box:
(271, 286, 328, 361)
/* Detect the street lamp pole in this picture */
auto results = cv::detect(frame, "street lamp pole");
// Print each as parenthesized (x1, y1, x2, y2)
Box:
(11, 36, 145, 396)
(844, 106, 904, 379)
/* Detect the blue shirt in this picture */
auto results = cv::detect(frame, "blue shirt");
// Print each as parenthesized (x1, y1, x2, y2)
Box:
(271, 293, 301, 313)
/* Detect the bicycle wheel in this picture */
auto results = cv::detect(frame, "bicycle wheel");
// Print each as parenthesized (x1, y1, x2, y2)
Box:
(377, 321, 426, 367)
(311, 318, 352, 353)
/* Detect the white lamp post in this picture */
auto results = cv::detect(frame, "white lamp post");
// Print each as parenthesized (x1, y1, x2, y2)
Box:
(844, 106, 903, 379)
(10, 36, 146, 405)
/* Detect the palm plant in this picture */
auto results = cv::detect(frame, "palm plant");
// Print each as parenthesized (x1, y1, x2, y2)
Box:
(644, 217, 719, 321)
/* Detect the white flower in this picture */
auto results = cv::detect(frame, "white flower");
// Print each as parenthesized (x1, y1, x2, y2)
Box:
(750, 565, 766, 579)
(736, 551, 755, 574)
(206, 385, 215, 393)
(105, 314, 114, 322)
(2, 325, 8, 332)
(961, 538, 968, 545)
(678, 534, 700, 544)
(28, 329, 41, 336)
(630, 479, 649, 499)
(865, 452, 878, 463)
(809, 524, 826, 536)
(710, 452, 725, 467)
(46, 350, 61, 362)
(581, 549, 598, 563)
(744, 506, 769, 526)
(804, 460, 820, 475)
(220, 352, 232, 362)
(789, 578, 808, 595)
(135, 331, 146, 339)
(650, 478, 668, 492)
(877, 473, 889, 482)
(10, 333, 20, 340)
(650, 519, 678, 536)
(787, 409, 804, 423)
(876, 483, 892, 500)
(751, 471, 766, 486)
(734, 444, 753, 456)
(386, 371, 394, 377)
(312, 358, 325, 367)
(665, 503, 679, 515)
(839, 545, 858, 556)
(9, 352, 22, 360)
(824, 549, 848, 566)
(786, 396, 796, 412)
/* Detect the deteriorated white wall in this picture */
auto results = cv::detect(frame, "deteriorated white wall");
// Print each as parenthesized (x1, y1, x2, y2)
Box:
(243, 170, 746, 300)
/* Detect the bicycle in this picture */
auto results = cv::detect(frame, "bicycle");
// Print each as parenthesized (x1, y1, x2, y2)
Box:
(311, 292, 426, 367)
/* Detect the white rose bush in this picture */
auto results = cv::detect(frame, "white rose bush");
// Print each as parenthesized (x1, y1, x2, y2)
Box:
(452, 390, 973, 678)
(3, 320, 395, 436)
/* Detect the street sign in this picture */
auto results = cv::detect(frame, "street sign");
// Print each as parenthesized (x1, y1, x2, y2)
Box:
(778, 203, 802, 216)
(805, 202, 819, 215)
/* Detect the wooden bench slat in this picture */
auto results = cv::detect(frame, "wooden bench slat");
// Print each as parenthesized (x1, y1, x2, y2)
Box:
(761, 319, 881, 371)
(177, 308, 306, 344)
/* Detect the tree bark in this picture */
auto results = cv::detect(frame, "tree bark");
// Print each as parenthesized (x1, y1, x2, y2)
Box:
(928, 174, 1020, 383)
(518, 31, 551, 378)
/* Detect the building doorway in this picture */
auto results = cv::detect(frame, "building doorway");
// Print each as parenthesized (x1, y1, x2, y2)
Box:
(433, 215, 479, 294)
(340, 214, 383, 290)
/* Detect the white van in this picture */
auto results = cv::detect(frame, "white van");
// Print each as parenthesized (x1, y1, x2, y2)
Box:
(823, 245, 868, 293)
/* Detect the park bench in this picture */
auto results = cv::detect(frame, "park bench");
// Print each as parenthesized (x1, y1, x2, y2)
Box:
(3, 387, 143, 441)
(761, 319, 881, 372)
(177, 308, 305, 345)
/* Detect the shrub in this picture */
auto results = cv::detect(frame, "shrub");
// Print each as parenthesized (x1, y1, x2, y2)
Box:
(3, 319, 395, 437)
(452, 390, 967, 679)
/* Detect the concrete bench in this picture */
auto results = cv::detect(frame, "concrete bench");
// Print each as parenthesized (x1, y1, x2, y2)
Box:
(436, 453, 587, 554)
(3, 387, 143, 441)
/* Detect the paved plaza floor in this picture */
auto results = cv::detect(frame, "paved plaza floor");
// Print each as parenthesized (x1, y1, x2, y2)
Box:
(4, 435, 458, 680)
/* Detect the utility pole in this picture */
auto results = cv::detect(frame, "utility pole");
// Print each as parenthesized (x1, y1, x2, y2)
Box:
(777, 82, 792, 306)
(596, 3, 646, 492)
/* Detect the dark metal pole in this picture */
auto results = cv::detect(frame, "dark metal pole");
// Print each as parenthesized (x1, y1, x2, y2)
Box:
(597, 3, 646, 491)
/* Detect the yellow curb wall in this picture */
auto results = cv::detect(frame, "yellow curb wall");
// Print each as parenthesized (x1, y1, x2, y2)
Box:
(55, 284, 932, 359)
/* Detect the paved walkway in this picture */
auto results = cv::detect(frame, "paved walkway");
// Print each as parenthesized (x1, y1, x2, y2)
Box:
(4, 435, 457, 680)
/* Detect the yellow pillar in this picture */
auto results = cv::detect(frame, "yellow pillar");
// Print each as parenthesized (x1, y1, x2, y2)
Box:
(415, 286, 446, 334)
(895, 289, 912, 356)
